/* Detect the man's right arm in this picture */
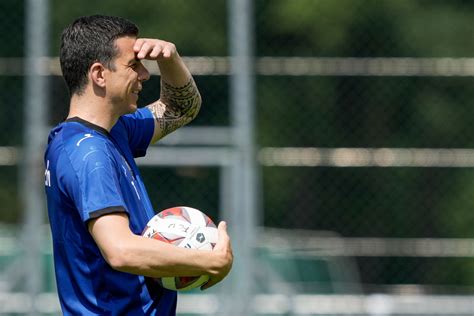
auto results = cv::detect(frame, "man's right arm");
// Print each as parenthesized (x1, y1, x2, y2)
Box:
(88, 212, 233, 289)
(133, 38, 202, 144)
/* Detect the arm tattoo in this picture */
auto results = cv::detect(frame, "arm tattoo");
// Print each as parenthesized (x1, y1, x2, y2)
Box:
(147, 78, 201, 140)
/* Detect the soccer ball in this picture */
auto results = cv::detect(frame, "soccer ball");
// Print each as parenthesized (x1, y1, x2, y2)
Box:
(142, 206, 218, 291)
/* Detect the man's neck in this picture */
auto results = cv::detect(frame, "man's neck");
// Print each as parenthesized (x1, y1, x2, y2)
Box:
(67, 93, 119, 132)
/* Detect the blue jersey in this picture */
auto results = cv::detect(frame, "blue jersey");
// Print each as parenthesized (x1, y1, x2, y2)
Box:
(44, 108, 177, 315)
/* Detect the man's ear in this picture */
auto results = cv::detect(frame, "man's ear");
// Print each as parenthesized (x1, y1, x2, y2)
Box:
(90, 62, 106, 88)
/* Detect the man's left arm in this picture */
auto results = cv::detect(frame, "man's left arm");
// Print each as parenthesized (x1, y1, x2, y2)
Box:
(134, 38, 202, 144)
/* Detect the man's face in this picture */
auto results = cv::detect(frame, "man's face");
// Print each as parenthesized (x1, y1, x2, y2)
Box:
(105, 36, 150, 115)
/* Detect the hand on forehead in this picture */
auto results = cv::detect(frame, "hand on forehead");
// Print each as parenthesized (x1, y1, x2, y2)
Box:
(133, 38, 177, 60)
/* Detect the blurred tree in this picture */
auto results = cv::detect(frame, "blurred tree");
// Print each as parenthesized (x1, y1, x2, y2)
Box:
(0, 0, 25, 57)
(256, 0, 474, 57)
(50, 0, 227, 56)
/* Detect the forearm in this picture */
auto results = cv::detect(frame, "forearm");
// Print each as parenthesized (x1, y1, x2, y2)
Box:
(111, 233, 217, 278)
(90, 213, 232, 288)
(90, 214, 218, 278)
(157, 52, 192, 87)
(148, 55, 202, 142)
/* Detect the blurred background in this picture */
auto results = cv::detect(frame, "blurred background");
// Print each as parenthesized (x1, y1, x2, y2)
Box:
(1, 0, 474, 315)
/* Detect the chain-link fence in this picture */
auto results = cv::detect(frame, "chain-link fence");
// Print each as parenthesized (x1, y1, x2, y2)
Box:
(255, 1, 474, 302)
(1, 0, 474, 315)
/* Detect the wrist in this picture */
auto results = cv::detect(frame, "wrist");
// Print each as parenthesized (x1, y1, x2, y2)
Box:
(157, 51, 181, 65)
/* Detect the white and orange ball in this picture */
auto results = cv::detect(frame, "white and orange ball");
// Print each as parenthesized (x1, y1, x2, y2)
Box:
(142, 206, 217, 291)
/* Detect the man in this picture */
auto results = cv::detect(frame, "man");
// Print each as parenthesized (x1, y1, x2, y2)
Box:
(44, 15, 233, 315)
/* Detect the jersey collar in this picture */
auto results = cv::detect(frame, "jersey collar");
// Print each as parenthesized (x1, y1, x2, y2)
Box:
(65, 117, 111, 137)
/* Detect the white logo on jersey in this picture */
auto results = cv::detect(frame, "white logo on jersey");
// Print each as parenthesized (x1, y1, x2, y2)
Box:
(131, 180, 141, 200)
(76, 133, 93, 146)
(121, 165, 128, 176)
(119, 156, 140, 200)
(45, 160, 51, 187)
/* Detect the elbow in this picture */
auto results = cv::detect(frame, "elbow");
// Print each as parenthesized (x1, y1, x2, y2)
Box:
(106, 254, 126, 271)
(102, 243, 134, 272)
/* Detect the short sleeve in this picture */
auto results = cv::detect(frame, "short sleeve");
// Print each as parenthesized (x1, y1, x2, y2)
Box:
(112, 108, 155, 158)
(61, 136, 128, 222)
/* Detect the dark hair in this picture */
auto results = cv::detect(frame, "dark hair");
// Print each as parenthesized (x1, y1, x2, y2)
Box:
(60, 15, 139, 95)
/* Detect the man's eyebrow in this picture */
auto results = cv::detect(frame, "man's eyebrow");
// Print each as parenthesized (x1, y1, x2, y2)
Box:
(127, 57, 140, 65)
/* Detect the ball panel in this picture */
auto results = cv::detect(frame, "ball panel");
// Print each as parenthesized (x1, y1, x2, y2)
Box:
(205, 215, 217, 228)
(158, 234, 185, 246)
(174, 275, 209, 291)
(175, 276, 199, 290)
(151, 218, 199, 237)
(179, 207, 193, 224)
(184, 207, 207, 227)
(182, 226, 218, 250)
(160, 275, 204, 291)
(158, 207, 184, 218)
(159, 277, 176, 290)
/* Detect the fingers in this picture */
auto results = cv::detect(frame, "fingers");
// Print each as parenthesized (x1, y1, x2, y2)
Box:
(133, 38, 176, 61)
(212, 221, 230, 251)
(217, 221, 233, 256)
(133, 38, 145, 53)
(217, 221, 228, 238)
(200, 221, 233, 291)
(149, 45, 162, 59)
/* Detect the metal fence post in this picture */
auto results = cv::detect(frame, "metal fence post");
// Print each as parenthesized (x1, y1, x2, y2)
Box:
(227, 0, 257, 314)
(22, 0, 50, 314)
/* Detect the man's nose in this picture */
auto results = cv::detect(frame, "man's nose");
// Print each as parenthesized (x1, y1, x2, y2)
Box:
(138, 63, 150, 82)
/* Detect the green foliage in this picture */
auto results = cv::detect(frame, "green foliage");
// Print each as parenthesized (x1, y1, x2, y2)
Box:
(0, 0, 25, 57)
(50, 0, 227, 56)
(0, 77, 24, 146)
(0, 167, 21, 224)
(256, 0, 474, 57)
(139, 167, 220, 221)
